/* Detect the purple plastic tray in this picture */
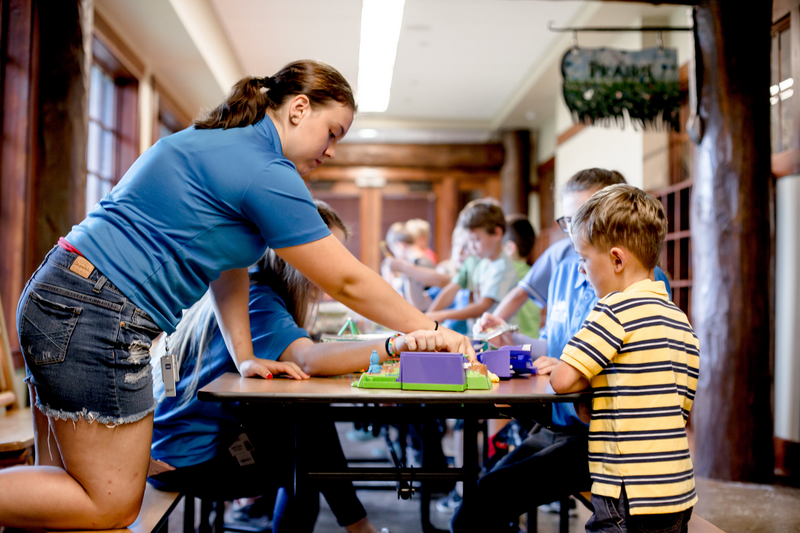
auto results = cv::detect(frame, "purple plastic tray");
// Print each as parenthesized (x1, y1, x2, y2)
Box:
(398, 352, 466, 385)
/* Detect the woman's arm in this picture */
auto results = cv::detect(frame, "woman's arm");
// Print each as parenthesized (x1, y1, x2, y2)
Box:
(278, 330, 452, 375)
(209, 269, 308, 379)
(275, 235, 474, 356)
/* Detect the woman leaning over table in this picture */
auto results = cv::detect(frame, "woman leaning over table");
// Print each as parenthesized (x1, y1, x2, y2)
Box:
(1, 60, 472, 529)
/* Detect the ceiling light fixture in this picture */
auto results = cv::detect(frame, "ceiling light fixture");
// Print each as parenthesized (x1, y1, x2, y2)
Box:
(358, 128, 379, 139)
(357, 0, 406, 113)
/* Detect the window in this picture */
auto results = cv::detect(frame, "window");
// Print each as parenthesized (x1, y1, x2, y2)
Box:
(771, 17, 793, 155)
(85, 36, 139, 214)
(86, 65, 117, 214)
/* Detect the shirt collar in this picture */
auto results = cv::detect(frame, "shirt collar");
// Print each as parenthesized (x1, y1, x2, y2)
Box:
(623, 278, 668, 297)
(254, 115, 283, 154)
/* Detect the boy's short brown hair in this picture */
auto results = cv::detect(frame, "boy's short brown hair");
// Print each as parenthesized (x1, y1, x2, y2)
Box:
(562, 168, 626, 195)
(405, 218, 431, 241)
(504, 215, 536, 259)
(571, 184, 668, 270)
(458, 200, 506, 235)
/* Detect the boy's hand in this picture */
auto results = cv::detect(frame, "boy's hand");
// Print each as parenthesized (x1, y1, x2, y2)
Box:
(386, 257, 408, 273)
(475, 313, 515, 347)
(531, 355, 558, 375)
(475, 312, 506, 332)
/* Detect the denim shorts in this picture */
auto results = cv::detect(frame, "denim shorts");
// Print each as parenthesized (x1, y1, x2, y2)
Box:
(17, 246, 163, 425)
(586, 486, 693, 533)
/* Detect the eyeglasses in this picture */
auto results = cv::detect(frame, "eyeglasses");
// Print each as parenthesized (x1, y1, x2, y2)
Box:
(556, 216, 572, 233)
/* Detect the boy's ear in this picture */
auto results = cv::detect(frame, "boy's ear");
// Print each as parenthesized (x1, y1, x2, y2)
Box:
(503, 240, 517, 257)
(609, 247, 626, 273)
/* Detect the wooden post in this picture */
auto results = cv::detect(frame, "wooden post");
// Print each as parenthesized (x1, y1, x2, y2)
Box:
(28, 0, 93, 268)
(0, 0, 36, 370)
(690, 0, 775, 482)
(433, 176, 458, 263)
(499, 130, 531, 217)
(360, 187, 382, 272)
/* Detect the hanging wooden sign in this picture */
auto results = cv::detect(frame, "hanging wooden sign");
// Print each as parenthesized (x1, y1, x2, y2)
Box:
(561, 46, 681, 131)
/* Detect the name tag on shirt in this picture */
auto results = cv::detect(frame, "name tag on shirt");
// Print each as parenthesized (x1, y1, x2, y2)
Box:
(550, 301, 568, 324)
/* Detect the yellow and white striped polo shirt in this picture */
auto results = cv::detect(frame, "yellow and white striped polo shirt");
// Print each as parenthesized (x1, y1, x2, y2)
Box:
(560, 279, 699, 515)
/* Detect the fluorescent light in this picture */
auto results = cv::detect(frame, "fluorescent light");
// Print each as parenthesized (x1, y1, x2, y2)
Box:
(358, 0, 406, 112)
(781, 88, 793, 101)
(771, 84, 780, 96)
(780, 78, 794, 91)
(358, 128, 379, 139)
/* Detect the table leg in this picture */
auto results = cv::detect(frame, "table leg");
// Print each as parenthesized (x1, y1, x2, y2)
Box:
(420, 419, 448, 533)
(462, 417, 478, 502)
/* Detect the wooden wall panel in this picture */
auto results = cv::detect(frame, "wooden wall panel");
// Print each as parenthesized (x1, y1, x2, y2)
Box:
(328, 143, 504, 170)
(0, 0, 35, 368)
(500, 130, 531, 217)
(359, 188, 382, 272)
(29, 0, 93, 268)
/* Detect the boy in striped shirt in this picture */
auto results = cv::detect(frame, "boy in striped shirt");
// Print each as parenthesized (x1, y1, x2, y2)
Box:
(550, 184, 699, 533)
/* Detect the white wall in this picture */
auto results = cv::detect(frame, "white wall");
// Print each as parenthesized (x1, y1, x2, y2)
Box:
(775, 175, 800, 442)
(537, 116, 556, 164)
(554, 127, 645, 218)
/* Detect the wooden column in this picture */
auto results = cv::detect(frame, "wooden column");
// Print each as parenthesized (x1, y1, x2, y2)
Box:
(499, 130, 531, 217)
(28, 0, 93, 268)
(360, 187, 382, 272)
(433, 175, 458, 262)
(690, 0, 774, 482)
(0, 0, 36, 369)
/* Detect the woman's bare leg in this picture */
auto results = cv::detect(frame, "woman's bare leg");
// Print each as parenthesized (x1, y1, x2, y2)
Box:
(0, 413, 154, 528)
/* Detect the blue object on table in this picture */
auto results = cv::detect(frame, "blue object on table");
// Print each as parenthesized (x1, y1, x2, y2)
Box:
(367, 350, 383, 374)
(495, 344, 537, 375)
(478, 350, 511, 379)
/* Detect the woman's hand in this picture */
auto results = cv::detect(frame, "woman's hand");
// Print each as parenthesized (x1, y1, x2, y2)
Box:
(238, 358, 310, 380)
(394, 328, 476, 362)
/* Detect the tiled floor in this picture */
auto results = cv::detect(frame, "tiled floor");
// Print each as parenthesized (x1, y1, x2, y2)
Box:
(170, 422, 800, 533)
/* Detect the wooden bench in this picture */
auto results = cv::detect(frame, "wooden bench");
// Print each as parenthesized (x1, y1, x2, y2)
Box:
(690, 515, 726, 533)
(3, 482, 183, 533)
(0, 408, 34, 455)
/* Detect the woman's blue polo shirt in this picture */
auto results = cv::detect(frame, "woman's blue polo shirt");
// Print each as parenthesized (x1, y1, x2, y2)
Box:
(66, 117, 330, 333)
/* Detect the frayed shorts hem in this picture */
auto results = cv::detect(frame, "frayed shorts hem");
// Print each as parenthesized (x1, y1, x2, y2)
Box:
(34, 399, 157, 427)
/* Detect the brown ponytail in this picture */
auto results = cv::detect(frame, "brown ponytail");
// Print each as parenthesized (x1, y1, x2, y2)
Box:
(194, 60, 357, 130)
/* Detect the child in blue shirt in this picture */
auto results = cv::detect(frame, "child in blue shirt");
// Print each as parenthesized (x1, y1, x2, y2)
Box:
(150, 202, 450, 533)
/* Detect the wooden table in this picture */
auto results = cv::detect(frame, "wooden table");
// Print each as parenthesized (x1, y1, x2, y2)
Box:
(199, 372, 588, 533)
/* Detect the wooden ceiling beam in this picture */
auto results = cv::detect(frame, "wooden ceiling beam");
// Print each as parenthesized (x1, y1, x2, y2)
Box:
(307, 166, 499, 182)
(329, 142, 505, 170)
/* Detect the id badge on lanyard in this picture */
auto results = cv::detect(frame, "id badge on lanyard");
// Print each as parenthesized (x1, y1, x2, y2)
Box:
(161, 335, 180, 397)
